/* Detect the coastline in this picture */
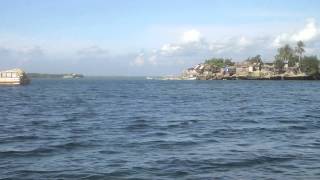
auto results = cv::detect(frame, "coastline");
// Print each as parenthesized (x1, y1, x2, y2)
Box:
(158, 75, 319, 81)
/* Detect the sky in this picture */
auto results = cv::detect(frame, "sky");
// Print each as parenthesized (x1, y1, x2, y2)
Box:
(1, 0, 320, 76)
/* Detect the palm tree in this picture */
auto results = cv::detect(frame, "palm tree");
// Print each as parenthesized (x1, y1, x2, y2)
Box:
(283, 44, 293, 62)
(274, 44, 294, 73)
(295, 41, 305, 71)
(278, 44, 293, 66)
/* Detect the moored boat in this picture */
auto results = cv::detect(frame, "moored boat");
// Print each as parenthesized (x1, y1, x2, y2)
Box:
(0, 69, 30, 85)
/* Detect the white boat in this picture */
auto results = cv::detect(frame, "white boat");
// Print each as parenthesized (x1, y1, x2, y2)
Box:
(63, 73, 84, 79)
(187, 77, 197, 80)
(0, 69, 30, 85)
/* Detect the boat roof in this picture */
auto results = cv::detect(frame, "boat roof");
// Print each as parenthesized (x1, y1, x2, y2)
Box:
(0, 68, 26, 75)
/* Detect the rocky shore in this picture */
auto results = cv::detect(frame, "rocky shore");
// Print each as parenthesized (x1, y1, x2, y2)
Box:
(179, 62, 319, 80)
(176, 42, 320, 80)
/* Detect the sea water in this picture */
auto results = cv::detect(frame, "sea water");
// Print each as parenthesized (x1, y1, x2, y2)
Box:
(1, 78, 320, 179)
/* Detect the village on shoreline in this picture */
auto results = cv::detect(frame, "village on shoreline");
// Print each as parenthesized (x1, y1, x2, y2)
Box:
(163, 41, 320, 80)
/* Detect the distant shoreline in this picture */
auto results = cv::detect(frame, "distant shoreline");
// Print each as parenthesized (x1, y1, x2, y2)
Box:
(27, 73, 84, 79)
(26, 73, 320, 81)
(158, 75, 320, 81)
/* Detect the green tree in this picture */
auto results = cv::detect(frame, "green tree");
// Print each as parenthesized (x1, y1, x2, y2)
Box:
(246, 55, 263, 64)
(288, 56, 299, 67)
(274, 44, 297, 72)
(246, 55, 263, 70)
(280, 44, 295, 66)
(295, 41, 305, 70)
(205, 58, 234, 68)
(224, 59, 235, 66)
(205, 58, 224, 68)
(300, 56, 319, 75)
(274, 58, 285, 73)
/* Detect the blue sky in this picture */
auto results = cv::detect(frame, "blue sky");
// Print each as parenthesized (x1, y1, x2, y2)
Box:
(1, 0, 320, 75)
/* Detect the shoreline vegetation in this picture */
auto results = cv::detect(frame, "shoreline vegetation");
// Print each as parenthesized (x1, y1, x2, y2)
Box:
(163, 41, 320, 80)
(27, 73, 84, 79)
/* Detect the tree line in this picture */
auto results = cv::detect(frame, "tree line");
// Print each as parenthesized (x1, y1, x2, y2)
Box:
(274, 41, 319, 75)
(203, 41, 319, 75)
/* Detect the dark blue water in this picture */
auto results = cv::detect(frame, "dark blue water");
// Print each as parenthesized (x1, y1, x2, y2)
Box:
(1, 78, 320, 179)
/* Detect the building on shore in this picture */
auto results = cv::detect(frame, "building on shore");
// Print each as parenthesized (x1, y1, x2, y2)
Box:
(181, 61, 308, 80)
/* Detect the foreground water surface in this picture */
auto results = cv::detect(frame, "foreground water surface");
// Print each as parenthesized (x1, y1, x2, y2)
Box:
(1, 78, 320, 179)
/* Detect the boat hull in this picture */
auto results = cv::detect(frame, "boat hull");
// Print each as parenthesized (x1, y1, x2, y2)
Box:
(0, 77, 30, 85)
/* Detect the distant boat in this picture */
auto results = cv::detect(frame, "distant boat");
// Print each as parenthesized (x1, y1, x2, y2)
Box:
(63, 73, 84, 79)
(146, 77, 153, 80)
(187, 77, 197, 80)
(0, 69, 30, 85)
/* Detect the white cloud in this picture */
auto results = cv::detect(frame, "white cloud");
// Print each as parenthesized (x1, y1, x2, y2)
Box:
(273, 18, 320, 47)
(238, 36, 252, 47)
(181, 29, 201, 43)
(146, 19, 320, 65)
(156, 34, 256, 60)
(292, 18, 318, 42)
(160, 43, 181, 54)
(148, 55, 157, 65)
(132, 53, 145, 66)
(273, 33, 290, 47)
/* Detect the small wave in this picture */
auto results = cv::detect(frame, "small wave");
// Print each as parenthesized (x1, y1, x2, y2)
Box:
(51, 142, 82, 149)
(2, 135, 39, 142)
(149, 140, 198, 149)
(238, 119, 259, 123)
(166, 120, 199, 129)
(190, 133, 219, 143)
(288, 125, 308, 130)
(125, 124, 151, 131)
(211, 127, 283, 138)
(125, 119, 153, 131)
(278, 120, 300, 124)
(0, 147, 55, 157)
(51, 141, 98, 151)
(216, 156, 295, 168)
(246, 110, 265, 116)
(153, 155, 295, 171)
(99, 150, 121, 154)
(15, 169, 63, 174)
(152, 132, 168, 136)
(143, 131, 168, 137)
(304, 114, 320, 119)
(290, 142, 320, 149)
(0, 141, 100, 158)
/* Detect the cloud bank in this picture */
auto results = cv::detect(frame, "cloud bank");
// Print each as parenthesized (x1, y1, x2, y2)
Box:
(136, 18, 320, 69)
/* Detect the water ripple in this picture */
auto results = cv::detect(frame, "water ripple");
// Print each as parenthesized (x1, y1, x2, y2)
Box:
(1, 79, 320, 179)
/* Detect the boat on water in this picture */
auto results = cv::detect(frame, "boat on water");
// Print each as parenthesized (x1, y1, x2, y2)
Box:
(63, 73, 84, 79)
(0, 69, 30, 85)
